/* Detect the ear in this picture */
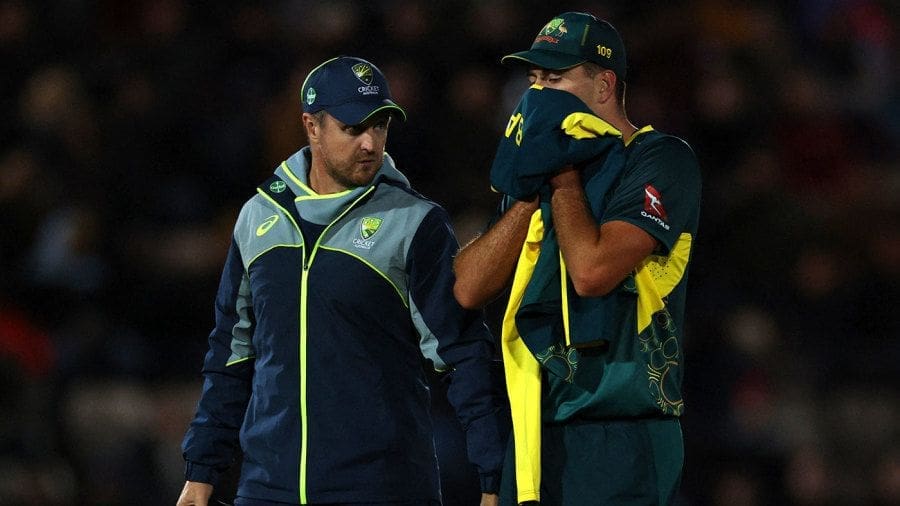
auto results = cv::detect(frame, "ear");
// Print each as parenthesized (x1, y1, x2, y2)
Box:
(595, 69, 616, 103)
(302, 112, 319, 142)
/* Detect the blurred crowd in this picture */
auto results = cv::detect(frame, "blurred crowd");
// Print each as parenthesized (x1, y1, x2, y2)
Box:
(0, 0, 898, 504)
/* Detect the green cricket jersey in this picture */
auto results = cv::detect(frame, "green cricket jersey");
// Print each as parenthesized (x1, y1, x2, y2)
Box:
(542, 126, 702, 422)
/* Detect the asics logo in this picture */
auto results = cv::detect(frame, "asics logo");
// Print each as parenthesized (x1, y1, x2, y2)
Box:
(256, 214, 279, 236)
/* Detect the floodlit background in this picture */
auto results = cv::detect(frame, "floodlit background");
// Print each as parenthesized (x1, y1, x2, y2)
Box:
(1, 1, 898, 504)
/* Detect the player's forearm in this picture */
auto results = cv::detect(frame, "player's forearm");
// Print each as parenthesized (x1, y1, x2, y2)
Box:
(453, 198, 537, 308)
(550, 184, 604, 291)
(551, 172, 657, 297)
(549, 167, 614, 296)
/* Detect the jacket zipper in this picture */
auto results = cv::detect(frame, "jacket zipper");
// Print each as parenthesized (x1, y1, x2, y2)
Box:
(297, 186, 375, 504)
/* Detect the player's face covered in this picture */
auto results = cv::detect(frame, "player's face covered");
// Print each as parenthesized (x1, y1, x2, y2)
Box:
(315, 111, 391, 189)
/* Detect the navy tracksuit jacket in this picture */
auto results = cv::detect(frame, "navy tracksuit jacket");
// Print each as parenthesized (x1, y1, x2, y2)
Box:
(182, 148, 508, 504)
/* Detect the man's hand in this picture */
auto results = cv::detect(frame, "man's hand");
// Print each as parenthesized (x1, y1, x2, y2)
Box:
(176, 481, 213, 506)
(481, 492, 500, 506)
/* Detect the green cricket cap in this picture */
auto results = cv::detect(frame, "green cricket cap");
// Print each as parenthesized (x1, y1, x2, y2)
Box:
(502, 12, 627, 80)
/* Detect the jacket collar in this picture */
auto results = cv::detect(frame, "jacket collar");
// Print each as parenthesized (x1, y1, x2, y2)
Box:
(274, 147, 410, 225)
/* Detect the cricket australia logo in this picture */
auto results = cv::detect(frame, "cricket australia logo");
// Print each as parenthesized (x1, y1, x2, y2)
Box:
(353, 216, 383, 249)
(352, 63, 380, 95)
(352, 63, 374, 85)
(535, 18, 567, 43)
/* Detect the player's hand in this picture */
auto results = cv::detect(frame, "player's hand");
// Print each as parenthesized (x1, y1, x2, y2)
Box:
(480, 492, 500, 506)
(176, 481, 213, 506)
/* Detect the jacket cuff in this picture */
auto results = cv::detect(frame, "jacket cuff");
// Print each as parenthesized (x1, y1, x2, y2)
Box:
(480, 472, 501, 494)
(184, 461, 220, 485)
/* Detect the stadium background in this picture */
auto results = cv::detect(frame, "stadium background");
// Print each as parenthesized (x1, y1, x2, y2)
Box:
(0, 0, 897, 504)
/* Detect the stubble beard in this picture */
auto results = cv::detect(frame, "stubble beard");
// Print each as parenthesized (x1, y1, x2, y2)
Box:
(323, 152, 379, 190)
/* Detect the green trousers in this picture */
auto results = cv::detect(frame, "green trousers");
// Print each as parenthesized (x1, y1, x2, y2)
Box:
(499, 417, 683, 506)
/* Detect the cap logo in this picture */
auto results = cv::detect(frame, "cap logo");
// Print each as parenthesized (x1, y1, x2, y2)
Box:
(535, 17, 567, 44)
(597, 45, 613, 59)
(352, 63, 374, 85)
(306, 86, 316, 105)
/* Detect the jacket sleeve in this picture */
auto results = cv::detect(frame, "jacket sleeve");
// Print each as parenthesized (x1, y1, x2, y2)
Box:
(407, 206, 510, 493)
(181, 239, 254, 485)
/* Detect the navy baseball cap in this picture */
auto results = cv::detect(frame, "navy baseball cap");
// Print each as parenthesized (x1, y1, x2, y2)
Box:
(301, 56, 406, 125)
(502, 12, 627, 80)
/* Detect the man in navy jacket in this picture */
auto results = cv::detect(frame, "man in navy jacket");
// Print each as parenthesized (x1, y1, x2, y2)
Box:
(177, 56, 508, 506)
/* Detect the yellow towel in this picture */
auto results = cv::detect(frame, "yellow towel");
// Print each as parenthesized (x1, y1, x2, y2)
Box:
(501, 209, 545, 504)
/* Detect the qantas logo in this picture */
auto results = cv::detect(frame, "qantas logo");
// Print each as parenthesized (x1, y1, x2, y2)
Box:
(643, 185, 667, 219)
(641, 184, 670, 230)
